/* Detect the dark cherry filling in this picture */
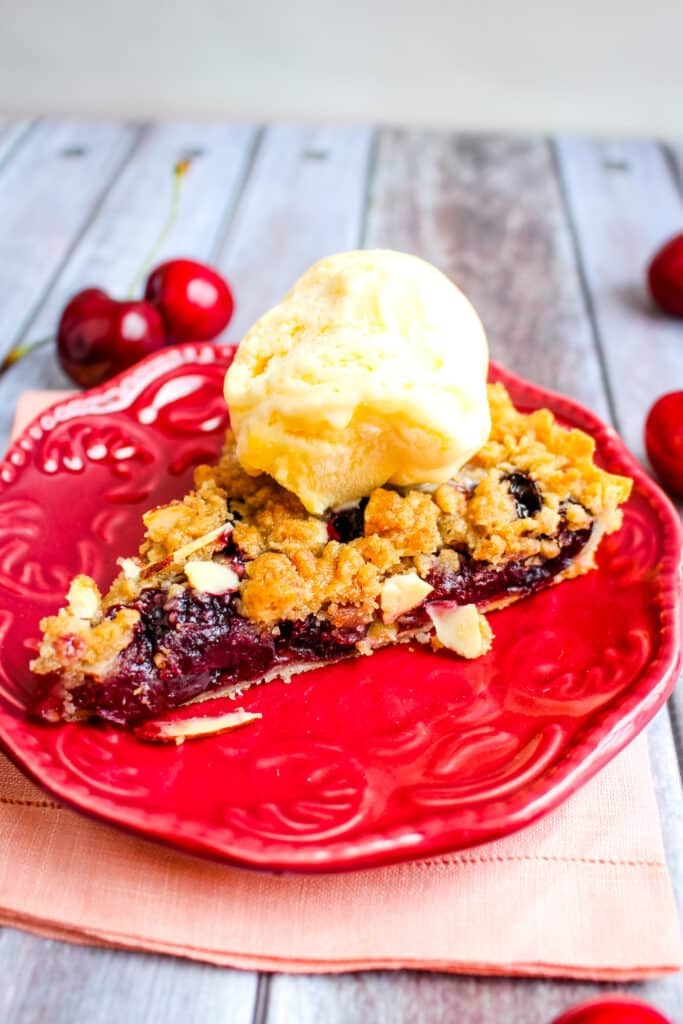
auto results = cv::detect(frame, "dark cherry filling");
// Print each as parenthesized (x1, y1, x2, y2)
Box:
(35, 523, 592, 726)
(42, 592, 362, 725)
(327, 498, 368, 542)
(389, 526, 591, 634)
(427, 525, 591, 606)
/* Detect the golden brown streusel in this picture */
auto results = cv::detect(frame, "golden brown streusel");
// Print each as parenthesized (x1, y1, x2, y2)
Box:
(364, 488, 442, 557)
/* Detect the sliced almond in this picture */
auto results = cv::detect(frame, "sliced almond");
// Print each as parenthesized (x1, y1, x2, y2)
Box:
(184, 559, 240, 595)
(380, 571, 433, 623)
(172, 522, 233, 564)
(134, 708, 261, 745)
(117, 557, 141, 581)
(66, 575, 101, 621)
(426, 602, 493, 659)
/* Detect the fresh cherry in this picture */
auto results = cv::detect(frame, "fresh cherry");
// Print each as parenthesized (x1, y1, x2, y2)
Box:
(648, 232, 683, 316)
(0, 160, 237, 386)
(145, 259, 234, 342)
(645, 390, 683, 497)
(551, 996, 671, 1024)
(57, 288, 165, 387)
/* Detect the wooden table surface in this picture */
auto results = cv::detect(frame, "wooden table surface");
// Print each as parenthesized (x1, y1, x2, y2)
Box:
(0, 119, 681, 1023)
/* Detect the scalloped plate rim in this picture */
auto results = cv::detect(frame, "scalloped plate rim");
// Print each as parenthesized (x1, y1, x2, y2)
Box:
(0, 341, 680, 873)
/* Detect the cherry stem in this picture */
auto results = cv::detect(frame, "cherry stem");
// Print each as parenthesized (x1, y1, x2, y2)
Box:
(0, 335, 53, 377)
(126, 159, 191, 298)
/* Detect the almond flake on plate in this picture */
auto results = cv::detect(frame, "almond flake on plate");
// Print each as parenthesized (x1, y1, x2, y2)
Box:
(134, 708, 262, 744)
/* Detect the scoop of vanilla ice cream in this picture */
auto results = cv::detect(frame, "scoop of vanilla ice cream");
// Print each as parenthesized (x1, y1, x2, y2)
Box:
(224, 250, 490, 514)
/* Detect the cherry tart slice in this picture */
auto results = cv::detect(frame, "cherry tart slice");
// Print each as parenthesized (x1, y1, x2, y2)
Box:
(31, 383, 631, 726)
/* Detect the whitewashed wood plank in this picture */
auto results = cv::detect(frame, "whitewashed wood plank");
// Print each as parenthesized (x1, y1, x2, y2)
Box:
(218, 124, 374, 339)
(267, 970, 683, 1024)
(553, 137, 683, 461)
(0, 119, 32, 170)
(364, 130, 610, 419)
(0, 122, 259, 448)
(0, 928, 257, 1024)
(0, 121, 140, 351)
(267, 129, 683, 1021)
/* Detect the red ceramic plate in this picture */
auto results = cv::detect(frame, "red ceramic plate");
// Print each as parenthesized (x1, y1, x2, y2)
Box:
(0, 343, 680, 872)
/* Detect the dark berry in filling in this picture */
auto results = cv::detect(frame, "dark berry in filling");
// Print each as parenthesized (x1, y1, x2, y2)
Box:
(65, 588, 275, 725)
(275, 616, 364, 661)
(505, 471, 543, 518)
(327, 498, 368, 542)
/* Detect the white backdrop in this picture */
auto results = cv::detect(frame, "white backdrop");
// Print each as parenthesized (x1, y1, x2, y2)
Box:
(1, 0, 682, 136)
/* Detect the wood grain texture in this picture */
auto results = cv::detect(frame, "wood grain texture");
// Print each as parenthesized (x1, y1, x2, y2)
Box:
(217, 123, 374, 339)
(364, 130, 609, 418)
(0, 121, 140, 353)
(267, 971, 683, 1024)
(0, 929, 257, 1024)
(0, 122, 258, 450)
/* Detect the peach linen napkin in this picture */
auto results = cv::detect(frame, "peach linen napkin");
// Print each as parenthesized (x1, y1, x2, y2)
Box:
(0, 391, 680, 980)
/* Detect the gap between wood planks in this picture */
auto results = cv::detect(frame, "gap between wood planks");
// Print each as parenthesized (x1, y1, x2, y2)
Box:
(0, 120, 34, 175)
(251, 972, 272, 1024)
(662, 142, 683, 202)
(208, 127, 265, 265)
(549, 138, 621, 432)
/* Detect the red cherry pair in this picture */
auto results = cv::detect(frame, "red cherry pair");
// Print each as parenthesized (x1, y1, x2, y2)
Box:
(58, 259, 234, 387)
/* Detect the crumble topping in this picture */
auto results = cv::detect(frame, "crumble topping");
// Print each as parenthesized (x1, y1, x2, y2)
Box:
(141, 481, 228, 564)
(32, 383, 632, 682)
(364, 489, 442, 557)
